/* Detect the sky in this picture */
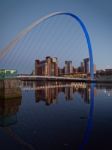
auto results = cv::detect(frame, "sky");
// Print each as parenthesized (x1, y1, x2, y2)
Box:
(0, 0, 112, 73)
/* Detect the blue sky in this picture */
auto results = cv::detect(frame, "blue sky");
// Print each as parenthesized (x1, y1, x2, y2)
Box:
(0, 0, 112, 73)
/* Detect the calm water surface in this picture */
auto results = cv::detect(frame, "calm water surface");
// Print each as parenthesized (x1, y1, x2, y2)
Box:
(0, 81, 112, 150)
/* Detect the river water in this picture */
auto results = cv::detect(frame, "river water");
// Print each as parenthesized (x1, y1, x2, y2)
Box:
(0, 81, 112, 150)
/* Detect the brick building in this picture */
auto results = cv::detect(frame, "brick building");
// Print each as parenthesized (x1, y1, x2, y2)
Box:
(35, 56, 58, 76)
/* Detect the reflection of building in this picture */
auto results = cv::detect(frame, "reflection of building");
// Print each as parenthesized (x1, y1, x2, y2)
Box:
(83, 88, 90, 104)
(0, 79, 21, 126)
(78, 87, 90, 104)
(64, 87, 73, 100)
(34, 81, 94, 105)
(96, 84, 112, 90)
(0, 98, 21, 126)
(35, 87, 58, 105)
(35, 56, 58, 76)
(0, 69, 17, 79)
(64, 61, 73, 74)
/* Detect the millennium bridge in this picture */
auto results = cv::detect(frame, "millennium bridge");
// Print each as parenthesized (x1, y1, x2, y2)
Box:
(16, 75, 94, 82)
(15, 75, 112, 83)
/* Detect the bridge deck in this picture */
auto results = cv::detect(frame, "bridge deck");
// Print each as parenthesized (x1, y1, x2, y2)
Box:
(16, 75, 112, 83)
(17, 75, 94, 82)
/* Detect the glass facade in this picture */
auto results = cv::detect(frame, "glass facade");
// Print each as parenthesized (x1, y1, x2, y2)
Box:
(0, 69, 17, 79)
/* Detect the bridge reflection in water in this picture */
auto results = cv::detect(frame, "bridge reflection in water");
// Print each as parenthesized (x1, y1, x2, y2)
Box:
(21, 81, 95, 105)
(0, 79, 22, 126)
(0, 79, 96, 149)
(21, 80, 96, 149)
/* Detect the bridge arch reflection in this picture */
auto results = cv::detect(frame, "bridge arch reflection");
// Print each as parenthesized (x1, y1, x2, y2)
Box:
(79, 83, 94, 149)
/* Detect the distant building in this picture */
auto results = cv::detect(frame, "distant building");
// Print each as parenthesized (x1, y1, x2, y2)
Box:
(105, 69, 112, 75)
(31, 70, 35, 75)
(0, 69, 17, 79)
(35, 56, 58, 76)
(58, 67, 64, 76)
(84, 58, 89, 74)
(96, 69, 112, 76)
(96, 70, 105, 76)
(73, 67, 77, 74)
(80, 61, 85, 73)
(77, 66, 81, 73)
(64, 61, 73, 74)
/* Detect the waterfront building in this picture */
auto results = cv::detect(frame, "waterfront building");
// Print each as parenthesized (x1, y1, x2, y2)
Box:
(105, 69, 112, 75)
(80, 61, 85, 73)
(84, 58, 89, 74)
(0, 69, 17, 79)
(35, 56, 58, 76)
(58, 67, 64, 76)
(96, 69, 112, 76)
(64, 61, 73, 74)
(73, 66, 77, 74)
